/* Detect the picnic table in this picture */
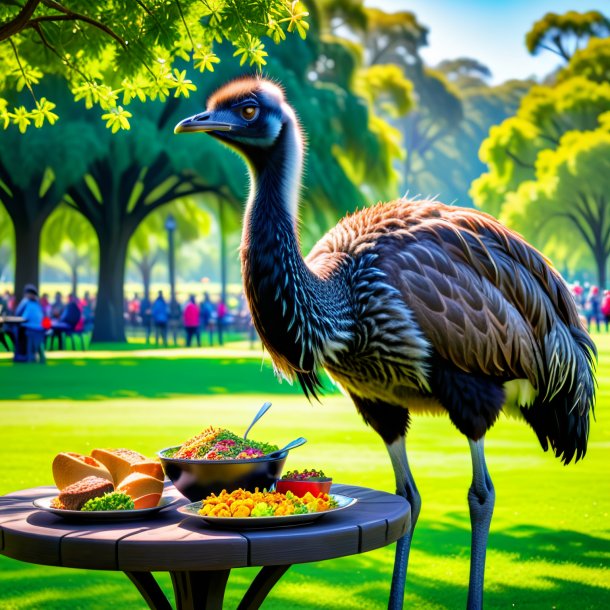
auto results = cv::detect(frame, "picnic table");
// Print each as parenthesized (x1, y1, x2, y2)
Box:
(0, 483, 410, 609)
(0, 316, 25, 352)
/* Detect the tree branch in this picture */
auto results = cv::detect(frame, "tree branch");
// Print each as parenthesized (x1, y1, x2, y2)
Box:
(8, 38, 37, 104)
(505, 148, 535, 170)
(0, 0, 40, 42)
(39, 0, 128, 49)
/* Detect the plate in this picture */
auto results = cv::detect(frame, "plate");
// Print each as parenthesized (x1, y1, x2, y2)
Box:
(178, 493, 357, 529)
(33, 496, 179, 522)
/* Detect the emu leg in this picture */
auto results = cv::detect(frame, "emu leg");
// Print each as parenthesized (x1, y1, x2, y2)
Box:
(386, 437, 421, 610)
(467, 437, 495, 610)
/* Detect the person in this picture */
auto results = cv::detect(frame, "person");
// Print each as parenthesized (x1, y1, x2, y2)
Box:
(39, 293, 51, 316)
(183, 295, 201, 347)
(601, 289, 610, 332)
(50, 292, 64, 319)
(216, 299, 228, 346)
(139, 293, 152, 343)
(51, 294, 82, 349)
(199, 292, 215, 346)
(585, 285, 601, 332)
(152, 291, 168, 347)
(128, 293, 140, 329)
(80, 292, 94, 333)
(14, 284, 45, 362)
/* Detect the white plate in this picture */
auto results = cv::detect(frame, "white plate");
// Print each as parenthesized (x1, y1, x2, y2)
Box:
(33, 495, 178, 521)
(178, 493, 357, 529)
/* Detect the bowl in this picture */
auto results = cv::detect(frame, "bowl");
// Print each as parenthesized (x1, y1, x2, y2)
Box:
(275, 478, 332, 498)
(158, 446, 288, 501)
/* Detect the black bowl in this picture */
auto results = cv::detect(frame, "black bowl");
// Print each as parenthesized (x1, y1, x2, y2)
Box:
(158, 446, 288, 501)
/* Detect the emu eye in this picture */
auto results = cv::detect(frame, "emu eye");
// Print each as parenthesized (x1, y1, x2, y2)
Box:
(240, 106, 259, 121)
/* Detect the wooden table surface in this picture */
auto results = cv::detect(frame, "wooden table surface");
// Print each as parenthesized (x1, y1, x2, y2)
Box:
(0, 483, 410, 609)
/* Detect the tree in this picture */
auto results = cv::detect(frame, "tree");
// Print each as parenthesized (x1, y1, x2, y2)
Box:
(499, 114, 610, 287)
(0, 1, 308, 132)
(0, 204, 12, 282)
(64, 104, 234, 343)
(525, 10, 610, 62)
(409, 75, 530, 206)
(41, 204, 97, 295)
(557, 37, 610, 84)
(472, 77, 610, 217)
(128, 197, 211, 300)
(0, 116, 100, 296)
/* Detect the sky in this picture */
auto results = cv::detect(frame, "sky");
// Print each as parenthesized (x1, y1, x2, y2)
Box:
(368, 1, 609, 84)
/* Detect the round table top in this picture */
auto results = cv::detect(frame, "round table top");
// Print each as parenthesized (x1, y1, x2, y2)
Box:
(0, 483, 410, 572)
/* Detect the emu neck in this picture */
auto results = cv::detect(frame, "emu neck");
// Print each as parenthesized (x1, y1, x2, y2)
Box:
(241, 119, 336, 377)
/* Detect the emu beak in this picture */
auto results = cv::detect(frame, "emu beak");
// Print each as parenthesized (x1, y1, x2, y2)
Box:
(174, 111, 234, 134)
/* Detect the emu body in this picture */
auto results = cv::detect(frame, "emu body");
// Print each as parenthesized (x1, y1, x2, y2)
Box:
(175, 76, 596, 609)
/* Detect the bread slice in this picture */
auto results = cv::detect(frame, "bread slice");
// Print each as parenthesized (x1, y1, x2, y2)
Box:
(116, 472, 164, 503)
(58, 476, 114, 511)
(90, 448, 148, 485)
(52, 452, 113, 490)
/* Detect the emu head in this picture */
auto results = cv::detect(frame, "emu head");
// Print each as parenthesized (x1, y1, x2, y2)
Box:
(174, 77, 301, 170)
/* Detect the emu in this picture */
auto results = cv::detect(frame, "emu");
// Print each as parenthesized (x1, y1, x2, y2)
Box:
(175, 76, 596, 609)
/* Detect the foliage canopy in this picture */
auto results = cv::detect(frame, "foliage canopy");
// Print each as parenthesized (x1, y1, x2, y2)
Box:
(0, 0, 308, 132)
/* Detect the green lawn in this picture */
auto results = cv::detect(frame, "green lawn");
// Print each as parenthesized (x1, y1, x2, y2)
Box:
(0, 336, 609, 609)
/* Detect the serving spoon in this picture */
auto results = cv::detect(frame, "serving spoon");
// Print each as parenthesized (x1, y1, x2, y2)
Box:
(266, 437, 307, 459)
(243, 401, 272, 440)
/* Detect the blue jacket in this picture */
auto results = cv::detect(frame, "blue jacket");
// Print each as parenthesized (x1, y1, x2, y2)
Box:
(16, 298, 44, 330)
(152, 297, 169, 323)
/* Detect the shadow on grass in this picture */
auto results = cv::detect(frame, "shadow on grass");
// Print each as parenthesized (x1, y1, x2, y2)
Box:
(1, 521, 608, 609)
(0, 357, 340, 401)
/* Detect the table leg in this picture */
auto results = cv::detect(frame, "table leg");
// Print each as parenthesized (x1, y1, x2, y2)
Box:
(170, 569, 231, 610)
(237, 565, 291, 610)
(125, 571, 173, 610)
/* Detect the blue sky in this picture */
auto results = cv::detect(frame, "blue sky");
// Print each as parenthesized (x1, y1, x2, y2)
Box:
(367, 1, 609, 83)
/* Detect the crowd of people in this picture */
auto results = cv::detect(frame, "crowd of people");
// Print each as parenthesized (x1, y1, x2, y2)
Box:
(125, 290, 244, 347)
(571, 283, 610, 332)
(0, 285, 92, 360)
(2, 280, 610, 360)
(1, 286, 253, 351)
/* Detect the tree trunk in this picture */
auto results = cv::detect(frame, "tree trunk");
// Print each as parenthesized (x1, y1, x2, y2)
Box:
(142, 262, 151, 302)
(92, 232, 128, 343)
(595, 249, 607, 290)
(218, 197, 227, 304)
(71, 266, 78, 297)
(13, 219, 42, 298)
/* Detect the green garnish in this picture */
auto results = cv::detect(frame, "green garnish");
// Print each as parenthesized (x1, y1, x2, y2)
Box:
(251, 502, 275, 517)
(81, 492, 135, 511)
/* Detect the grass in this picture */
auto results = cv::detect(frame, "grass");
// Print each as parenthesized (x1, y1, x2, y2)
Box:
(1, 335, 609, 609)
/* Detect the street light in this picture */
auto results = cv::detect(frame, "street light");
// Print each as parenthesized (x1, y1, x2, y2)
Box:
(165, 214, 177, 306)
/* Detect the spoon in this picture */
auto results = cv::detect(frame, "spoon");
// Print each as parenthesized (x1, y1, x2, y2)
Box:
(266, 437, 307, 459)
(243, 401, 272, 440)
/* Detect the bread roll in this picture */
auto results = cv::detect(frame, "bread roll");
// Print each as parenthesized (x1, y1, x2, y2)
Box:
(117, 472, 164, 501)
(52, 452, 113, 490)
(131, 460, 164, 482)
(132, 493, 162, 509)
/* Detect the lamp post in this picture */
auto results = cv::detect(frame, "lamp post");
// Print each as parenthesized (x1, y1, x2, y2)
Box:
(165, 214, 177, 306)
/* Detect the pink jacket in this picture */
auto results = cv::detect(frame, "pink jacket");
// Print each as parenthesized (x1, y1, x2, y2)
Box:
(183, 302, 200, 328)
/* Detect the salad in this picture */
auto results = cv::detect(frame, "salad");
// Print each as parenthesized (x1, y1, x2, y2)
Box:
(164, 426, 279, 460)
